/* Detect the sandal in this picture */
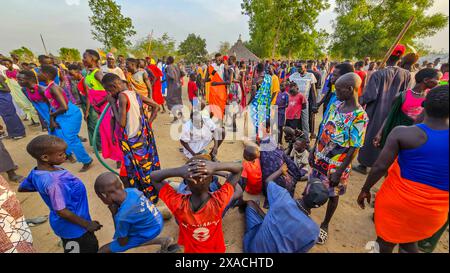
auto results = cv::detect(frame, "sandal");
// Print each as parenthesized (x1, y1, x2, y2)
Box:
(317, 228, 328, 245)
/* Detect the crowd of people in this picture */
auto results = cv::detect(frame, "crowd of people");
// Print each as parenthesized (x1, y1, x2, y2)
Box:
(0, 43, 448, 254)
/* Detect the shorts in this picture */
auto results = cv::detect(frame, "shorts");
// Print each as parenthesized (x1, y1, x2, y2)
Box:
(309, 168, 347, 197)
(110, 234, 159, 253)
(61, 231, 99, 253)
(285, 119, 301, 130)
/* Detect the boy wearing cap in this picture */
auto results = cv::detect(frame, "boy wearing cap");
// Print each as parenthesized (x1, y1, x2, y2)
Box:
(241, 164, 328, 253)
(101, 53, 126, 81)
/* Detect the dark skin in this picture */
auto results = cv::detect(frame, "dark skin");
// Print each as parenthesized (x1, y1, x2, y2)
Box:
(126, 61, 153, 98)
(39, 71, 69, 131)
(205, 56, 229, 87)
(372, 74, 439, 147)
(298, 64, 317, 112)
(18, 143, 102, 233)
(309, 74, 362, 231)
(180, 113, 220, 159)
(149, 161, 242, 212)
(357, 113, 448, 253)
(316, 68, 341, 109)
(82, 52, 105, 120)
(241, 145, 260, 189)
(104, 78, 159, 128)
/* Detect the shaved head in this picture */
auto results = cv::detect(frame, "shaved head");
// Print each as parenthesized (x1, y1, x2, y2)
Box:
(94, 172, 121, 194)
(244, 144, 260, 161)
(335, 72, 362, 90)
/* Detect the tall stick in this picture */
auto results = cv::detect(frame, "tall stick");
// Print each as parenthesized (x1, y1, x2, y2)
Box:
(379, 16, 415, 68)
(147, 30, 154, 57)
(40, 34, 49, 55)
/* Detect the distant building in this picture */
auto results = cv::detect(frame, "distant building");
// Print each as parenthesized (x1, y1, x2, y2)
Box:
(228, 35, 260, 63)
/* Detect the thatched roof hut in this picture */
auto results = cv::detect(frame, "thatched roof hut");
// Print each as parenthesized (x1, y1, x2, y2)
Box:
(228, 35, 260, 62)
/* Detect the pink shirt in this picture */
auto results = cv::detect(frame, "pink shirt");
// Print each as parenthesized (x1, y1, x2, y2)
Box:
(26, 85, 45, 102)
(44, 82, 68, 109)
(401, 89, 425, 121)
(286, 92, 306, 120)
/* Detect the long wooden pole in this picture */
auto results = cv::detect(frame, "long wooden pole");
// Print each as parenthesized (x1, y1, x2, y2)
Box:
(40, 34, 49, 55)
(379, 16, 415, 68)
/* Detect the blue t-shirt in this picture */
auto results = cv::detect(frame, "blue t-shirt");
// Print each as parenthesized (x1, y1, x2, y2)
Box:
(19, 168, 91, 239)
(244, 182, 320, 253)
(114, 188, 164, 240)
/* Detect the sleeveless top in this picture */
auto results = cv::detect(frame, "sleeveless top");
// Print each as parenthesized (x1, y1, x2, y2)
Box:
(44, 82, 68, 109)
(25, 85, 45, 102)
(401, 89, 425, 121)
(85, 69, 104, 91)
(121, 90, 142, 138)
(398, 124, 449, 191)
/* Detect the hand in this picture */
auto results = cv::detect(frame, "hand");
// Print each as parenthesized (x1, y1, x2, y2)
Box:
(357, 190, 371, 209)
(372, 134, 381, 148)
(86, 221, 103, 232)
(329, 171, 342, 187)
(49, 119, 60, 131)
(280, 163, 288, 176)
(106, 94, 116, 105)
(188, 160, 217, 182)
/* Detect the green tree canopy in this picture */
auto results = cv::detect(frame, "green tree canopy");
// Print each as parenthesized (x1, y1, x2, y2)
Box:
(218, 41, 231, 55)
(88, 0, 136, 50)
(242, 0, 329, 59)
(178, 34, 208, 64)
(9, 47, 35, 63)
(58, 47, 81, 62)
(130, 33, 177, 60)
(330, 0, 448, 59)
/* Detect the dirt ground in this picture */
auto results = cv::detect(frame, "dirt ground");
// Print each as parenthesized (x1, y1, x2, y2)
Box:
(2, 84, 448, 253)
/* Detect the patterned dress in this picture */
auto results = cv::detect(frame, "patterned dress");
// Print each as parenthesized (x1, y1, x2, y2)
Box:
(118, 91, 161, 204)
(250, 74, 272, 133)
(310, 101, 369, 197)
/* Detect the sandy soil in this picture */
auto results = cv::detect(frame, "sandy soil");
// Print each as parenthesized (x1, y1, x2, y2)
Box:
(2, 84, 448, 253)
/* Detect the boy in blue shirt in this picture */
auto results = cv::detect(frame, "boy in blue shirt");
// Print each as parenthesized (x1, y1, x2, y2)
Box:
(19, 135, 102, 253)
(95, 172, 178, 253)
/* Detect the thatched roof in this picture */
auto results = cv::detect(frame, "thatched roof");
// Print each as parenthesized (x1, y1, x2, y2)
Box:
(228, 35, 260, 62)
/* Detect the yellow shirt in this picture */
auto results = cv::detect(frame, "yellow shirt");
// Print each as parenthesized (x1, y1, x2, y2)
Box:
(271, 75, 280, 105)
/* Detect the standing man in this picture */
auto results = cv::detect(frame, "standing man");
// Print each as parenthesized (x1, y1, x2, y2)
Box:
(0, 74, 25, 140)
(289, 63, 317, 139)
(101, 53, 126, 81)
(0, 138, 24, 182)
(353, 44, 411, 175)
(165, 56, 183, 123)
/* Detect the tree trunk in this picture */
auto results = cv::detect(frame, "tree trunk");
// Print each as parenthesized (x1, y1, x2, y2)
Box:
(271, 18, 283, 59)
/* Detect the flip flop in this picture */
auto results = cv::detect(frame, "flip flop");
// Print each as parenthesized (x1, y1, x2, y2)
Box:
(317, 228, 328, 245)
(26, 215, 49, 227)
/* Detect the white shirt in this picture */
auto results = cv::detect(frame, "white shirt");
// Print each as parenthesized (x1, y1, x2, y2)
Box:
(101, 65, 126, 81)
(180, 116, 217, 158)
(288, 72, 317, 99)
(122, 90, 142, 138)
(212, 62, 225, 80)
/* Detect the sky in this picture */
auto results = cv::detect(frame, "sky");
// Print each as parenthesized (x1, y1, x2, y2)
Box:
(0, 0, 448, 56)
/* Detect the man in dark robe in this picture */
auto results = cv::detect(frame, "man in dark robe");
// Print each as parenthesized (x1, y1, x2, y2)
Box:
(353, 44, 411, 175)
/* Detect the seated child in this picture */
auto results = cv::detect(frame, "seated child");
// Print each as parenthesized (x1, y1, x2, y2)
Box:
(282, 126, 303, 155)
(149, 159, 243, 253)
(176, 155, 243, 218)
(242, 164, 328, 253)
(259, 132, 306, 200)
(19, 135, 102, 253)
(95, 172, 177, 253)
(290, 134, 310, 178)
(241, 145, 263, 195)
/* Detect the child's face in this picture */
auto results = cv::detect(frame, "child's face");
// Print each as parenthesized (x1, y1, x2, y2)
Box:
(126, 61, 136, 72)
(294, 140, 308, 153)
(82, 53, 94, 67)
(68, 69, 81, 80)
(289, 85, 298, 95)
(17, 74, 31, 88)
(187, 177, 212, 196)
(41, 144, 68, 165)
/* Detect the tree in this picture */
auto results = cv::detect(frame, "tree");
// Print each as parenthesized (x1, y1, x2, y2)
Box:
(130, 33, 177, 60)
(58, 48, 81, 62)
(88, 0, 136, 50)
(9, 47, 35, 63)
(330, 0, 448, 59)
(242, 0, 329, 59)
(218, 41, 231, 55)
(178, 34, 208, 64)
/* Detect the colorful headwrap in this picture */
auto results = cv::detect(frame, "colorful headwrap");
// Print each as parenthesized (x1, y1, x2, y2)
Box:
(392, 44, 406, 57)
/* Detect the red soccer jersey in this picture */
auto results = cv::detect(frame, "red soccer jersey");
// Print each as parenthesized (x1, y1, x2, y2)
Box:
(159, 182, 234, 253)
